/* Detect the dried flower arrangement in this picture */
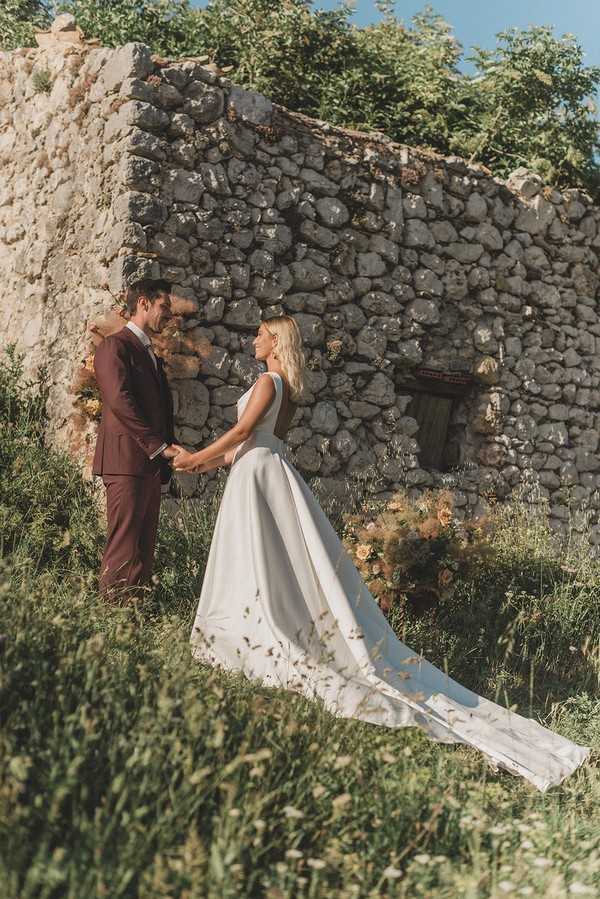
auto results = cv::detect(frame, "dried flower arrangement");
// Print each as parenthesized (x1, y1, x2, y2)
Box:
(72, 352, 102, 421)
(343, 489, 493, 617)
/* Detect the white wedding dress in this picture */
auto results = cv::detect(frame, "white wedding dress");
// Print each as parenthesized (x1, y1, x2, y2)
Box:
(190, 371, 590, 791)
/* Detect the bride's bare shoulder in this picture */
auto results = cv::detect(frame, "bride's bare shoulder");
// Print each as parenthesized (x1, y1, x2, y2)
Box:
(250, 372, 277, 397)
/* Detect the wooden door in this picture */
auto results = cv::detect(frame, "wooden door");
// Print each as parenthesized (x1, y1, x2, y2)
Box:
(409, 393, 454, 470)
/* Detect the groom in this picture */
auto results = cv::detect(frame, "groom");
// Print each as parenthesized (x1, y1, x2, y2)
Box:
(93, 278, 181, 598)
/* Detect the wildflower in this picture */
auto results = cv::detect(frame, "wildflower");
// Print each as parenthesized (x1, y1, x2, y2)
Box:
(283, 806, 304, 819)
(332, 793, 352, 809)
(533, 857, 552, 868)
(414, 854, 431, 864)
(285, 849, 303, 859)
(372, 562, 381, 575)
(84, 398, 102, 418)
(387, 495, 408, 512)
(498, 882, 515, 893)
(307, 858, 326, 869)
(326, 338, 343, 360)
(437, 506, 453, 527)
(334, 755, 352, 769)
(570, 884, 594, 895)
(229, 808, 241, 818)
(355, 543, 372, 561)
(418, 517, 441, 539)
(312, 784, 326, 798)
(438, 568, 453, 588)
(383, 865, 402, 879)
(245, 748, 272, 762)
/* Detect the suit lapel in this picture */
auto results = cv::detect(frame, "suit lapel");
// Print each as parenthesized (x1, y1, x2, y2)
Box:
(121, 327, 161, 388)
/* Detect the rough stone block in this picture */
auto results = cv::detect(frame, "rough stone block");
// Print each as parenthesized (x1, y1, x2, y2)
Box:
(227, 85, 272, 125)
(223, 298, 261, 328)
(113, 191, 167, 226)
(94, 43, 154, 97)
(108, 255, 159, 292)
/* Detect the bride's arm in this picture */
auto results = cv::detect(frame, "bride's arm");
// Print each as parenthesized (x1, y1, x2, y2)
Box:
(191, 447, 239, 473)
(192, 453, 228, 473)
(174, 375, 276, 472)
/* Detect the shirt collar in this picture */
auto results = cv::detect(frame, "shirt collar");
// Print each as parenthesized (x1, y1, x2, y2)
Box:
(126, 320, 152, 349)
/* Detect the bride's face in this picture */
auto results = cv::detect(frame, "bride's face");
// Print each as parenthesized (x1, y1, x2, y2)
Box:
(254, 324, 276, 361)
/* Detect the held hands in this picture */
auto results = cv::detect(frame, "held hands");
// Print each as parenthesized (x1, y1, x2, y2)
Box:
(167, 443, 238, 474)
(161, 445, 181, 460)
(172, 446, 202, 472)
(160, 444, 201, 471)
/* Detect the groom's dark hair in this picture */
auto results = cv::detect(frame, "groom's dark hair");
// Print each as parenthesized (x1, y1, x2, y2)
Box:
(126, 279, 172, 315)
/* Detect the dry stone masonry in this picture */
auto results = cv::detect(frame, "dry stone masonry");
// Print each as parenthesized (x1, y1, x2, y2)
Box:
(2, 16, 600, 539)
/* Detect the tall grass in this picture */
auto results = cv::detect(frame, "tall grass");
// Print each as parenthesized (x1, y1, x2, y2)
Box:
(0, 348, 103, 575)
(1, 349, 599, 898)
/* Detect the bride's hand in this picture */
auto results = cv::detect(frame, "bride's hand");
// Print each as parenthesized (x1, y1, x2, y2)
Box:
(173, 448, 200, 472)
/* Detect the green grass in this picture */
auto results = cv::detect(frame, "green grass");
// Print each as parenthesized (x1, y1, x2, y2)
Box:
(1, 349, 600, 898)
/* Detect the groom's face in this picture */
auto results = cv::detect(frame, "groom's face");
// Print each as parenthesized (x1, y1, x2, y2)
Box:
(146, 293, 172, 333)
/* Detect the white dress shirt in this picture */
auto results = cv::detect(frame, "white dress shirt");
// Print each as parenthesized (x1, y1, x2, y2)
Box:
(125, 321, 168, 460)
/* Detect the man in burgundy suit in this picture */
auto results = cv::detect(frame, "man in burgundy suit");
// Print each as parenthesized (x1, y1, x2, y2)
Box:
(93, 279, 180, 597)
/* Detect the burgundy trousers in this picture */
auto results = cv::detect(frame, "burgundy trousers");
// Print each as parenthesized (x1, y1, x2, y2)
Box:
(100, 472, 162, 596)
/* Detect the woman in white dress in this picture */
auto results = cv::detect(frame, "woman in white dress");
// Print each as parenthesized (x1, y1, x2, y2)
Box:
(174, 317, 589, 791)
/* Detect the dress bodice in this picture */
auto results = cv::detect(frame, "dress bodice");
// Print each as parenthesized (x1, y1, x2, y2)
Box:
(236, 371, 284, 436)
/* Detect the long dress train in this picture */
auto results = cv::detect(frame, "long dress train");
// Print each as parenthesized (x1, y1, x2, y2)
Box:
(190, 371, 590, 791)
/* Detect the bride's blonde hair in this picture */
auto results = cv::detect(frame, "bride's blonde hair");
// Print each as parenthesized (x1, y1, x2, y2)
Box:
(263, 316, 305, 401)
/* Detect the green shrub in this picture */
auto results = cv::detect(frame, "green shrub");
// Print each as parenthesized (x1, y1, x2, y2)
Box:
(0, 347, 103, 576)
(31, 67, 52, 93)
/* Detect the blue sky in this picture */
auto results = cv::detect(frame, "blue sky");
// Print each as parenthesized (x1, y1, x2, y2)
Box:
(191, 0, 600, 74)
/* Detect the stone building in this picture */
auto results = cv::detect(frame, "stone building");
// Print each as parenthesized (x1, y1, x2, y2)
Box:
(2, 16, 600, 538)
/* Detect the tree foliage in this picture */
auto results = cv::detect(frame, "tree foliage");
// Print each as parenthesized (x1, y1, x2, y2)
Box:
(454, 27, 600, 190)
(2, 0, 599, 194)
(0, 0, 51, 50)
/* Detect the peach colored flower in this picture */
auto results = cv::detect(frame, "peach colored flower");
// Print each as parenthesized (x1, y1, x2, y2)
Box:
(437, 506, 453, 527)
(356, 543, 372, 562)
(83, 398, 102, 419)
(438, 568, 453, 588)
(418, 518, 440, 540)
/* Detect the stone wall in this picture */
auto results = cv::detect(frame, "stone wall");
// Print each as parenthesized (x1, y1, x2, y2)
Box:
(0, 18, 136, 461)
(2, 18, 600, 539)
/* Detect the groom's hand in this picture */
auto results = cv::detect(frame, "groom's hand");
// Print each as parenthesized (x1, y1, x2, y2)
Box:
(172, 448, 198, 472)
(161, 445, 181, 460)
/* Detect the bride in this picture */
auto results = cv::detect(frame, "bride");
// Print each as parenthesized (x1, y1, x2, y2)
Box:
(174, 316, 589, 791)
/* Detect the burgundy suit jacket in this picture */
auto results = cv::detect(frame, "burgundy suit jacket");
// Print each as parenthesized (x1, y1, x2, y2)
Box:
(92, 327, 174, 484)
